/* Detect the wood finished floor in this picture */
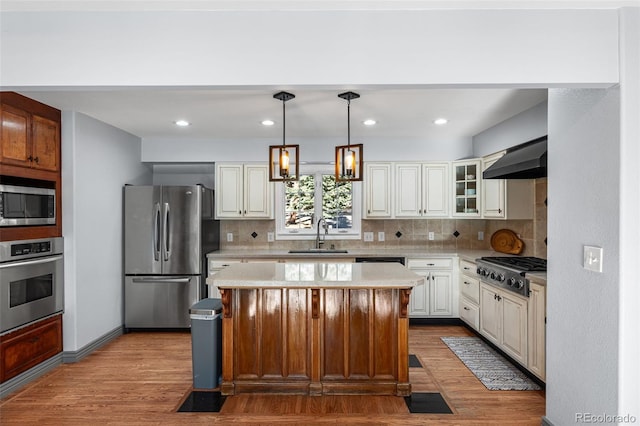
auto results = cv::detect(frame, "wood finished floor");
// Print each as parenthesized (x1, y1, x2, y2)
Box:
(0, 325, 545, 425)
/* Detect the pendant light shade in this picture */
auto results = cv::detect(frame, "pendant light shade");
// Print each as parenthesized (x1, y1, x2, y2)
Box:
(335, 91, 364, 181)
(269, 91, 299, 182)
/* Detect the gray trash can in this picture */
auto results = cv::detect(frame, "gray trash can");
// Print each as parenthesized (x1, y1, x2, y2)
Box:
(189, 298, 223, 389)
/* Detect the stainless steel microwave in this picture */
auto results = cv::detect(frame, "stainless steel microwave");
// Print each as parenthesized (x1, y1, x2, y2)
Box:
(0, 184, 56, 226)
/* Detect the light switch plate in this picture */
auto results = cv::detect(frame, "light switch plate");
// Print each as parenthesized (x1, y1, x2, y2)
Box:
(378, 232, 385, 242)
(267, 232, 274, 242)
(428, 232, 435, 241)
(583, 245, 603, 273)
(478, 231, 484, 241)
(364, 232, 374, 242)
(227, 232, 233, 242)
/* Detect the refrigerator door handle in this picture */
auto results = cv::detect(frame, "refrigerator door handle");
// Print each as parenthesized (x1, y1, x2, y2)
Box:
(153, 203, 161, 261)
(163, 202, 171, 261)
(131, 277, 191, 284)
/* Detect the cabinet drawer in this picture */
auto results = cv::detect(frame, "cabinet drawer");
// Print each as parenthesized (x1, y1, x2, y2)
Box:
(407, 258, 452, 269)
(460, 275, 480, 304)
(460, 299, 479, 330)
(459, 259, 477, 276)
(1, 315, 62, 382)
(208, 259, 241, 275)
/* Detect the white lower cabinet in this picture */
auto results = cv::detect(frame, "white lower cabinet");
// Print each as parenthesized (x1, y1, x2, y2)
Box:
(460, 298, 480, 330)
(479, 282, 528, 366)
(459, 259, 480, 330)
(527, 281, 546, 380)
(207, 259, 241, 298)
(407, 258, 456, 318)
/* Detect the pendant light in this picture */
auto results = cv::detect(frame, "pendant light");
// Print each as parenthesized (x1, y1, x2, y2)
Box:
(336, 91, 364, 181)
(269, 91, 299, 181)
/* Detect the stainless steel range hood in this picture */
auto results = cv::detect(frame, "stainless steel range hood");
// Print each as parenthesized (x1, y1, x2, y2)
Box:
(482, 136, 547, 179)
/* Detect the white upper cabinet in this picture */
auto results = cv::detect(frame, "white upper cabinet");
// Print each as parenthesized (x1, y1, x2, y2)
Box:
(395, 162, 449, 218)
(452, 160, 481, 217)
(364, 163, 393, 218)
(215, 164, 272, 219)
(481, 152, 534, 220)
(423, 163, 450, 217)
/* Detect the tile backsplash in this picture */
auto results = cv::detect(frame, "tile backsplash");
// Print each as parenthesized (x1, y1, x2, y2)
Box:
(220, 178, 548, 258)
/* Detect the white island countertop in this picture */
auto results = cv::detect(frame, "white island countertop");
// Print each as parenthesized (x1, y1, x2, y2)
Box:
(206, 262, 424, 289)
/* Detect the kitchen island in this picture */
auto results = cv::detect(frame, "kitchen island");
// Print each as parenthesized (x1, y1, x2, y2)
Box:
(206, 262, 423, 396)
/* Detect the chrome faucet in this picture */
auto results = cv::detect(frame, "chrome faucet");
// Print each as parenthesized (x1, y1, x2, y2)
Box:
(316, 217, 329, 249)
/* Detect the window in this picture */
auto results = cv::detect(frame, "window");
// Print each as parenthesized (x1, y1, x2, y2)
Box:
(275, 165, 361, 240)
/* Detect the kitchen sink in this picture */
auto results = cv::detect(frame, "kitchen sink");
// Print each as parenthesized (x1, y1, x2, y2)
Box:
(288, 249, 349, 254)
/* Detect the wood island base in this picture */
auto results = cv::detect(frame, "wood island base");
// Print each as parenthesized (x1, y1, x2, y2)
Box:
(219, 286, 413, 396)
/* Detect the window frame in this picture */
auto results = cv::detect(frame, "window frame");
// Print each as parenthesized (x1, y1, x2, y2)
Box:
(275, 164, 362, 240)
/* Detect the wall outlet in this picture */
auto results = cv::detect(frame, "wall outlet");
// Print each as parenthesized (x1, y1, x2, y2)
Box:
(364, 232, 374, 242)
(478, 231, 484, 241)
(267, 232, 274, 242)
(428, 232, 435, 241)
(378, 232, 385, 242)
(226, 232, 233, 242)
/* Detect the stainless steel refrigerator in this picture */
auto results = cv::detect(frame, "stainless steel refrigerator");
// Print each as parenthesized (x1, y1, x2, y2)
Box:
(124, 185, 219, 329)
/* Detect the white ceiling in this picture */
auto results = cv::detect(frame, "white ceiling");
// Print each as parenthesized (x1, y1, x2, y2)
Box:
(2, 0, 635, 12)
(18, 88, 548, 141)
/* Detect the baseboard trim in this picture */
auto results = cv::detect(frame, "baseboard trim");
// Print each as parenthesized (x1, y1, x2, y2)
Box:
(541, 416, 555, 426)
(62, 325, 123, 363)
(409, 318, 464, 326)
(0, 353, 63, 399)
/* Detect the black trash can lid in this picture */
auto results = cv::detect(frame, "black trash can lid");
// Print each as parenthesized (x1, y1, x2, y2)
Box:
(190, 298, 223, 315)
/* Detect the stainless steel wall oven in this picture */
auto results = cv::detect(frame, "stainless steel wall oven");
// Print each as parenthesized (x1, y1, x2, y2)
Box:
(0, 237, 64, 334)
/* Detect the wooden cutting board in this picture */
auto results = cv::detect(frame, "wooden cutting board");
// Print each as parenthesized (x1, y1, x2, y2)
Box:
(490, 229, 524, 254)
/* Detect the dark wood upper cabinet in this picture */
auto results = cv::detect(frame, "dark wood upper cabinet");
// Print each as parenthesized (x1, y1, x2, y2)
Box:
(0, 92, 62, 241)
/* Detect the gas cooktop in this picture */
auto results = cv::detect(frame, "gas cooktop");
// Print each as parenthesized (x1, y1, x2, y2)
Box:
(475, 256, 546, 297)
(480, 256, 547, 272)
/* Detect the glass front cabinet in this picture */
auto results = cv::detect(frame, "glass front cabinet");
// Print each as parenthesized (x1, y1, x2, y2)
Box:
(453, 160, 481, 217)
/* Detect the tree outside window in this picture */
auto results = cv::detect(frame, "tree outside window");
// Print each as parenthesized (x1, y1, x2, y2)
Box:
(277, 166, 360, 239)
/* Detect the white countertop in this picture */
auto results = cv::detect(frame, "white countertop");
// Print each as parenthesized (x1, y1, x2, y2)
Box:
(206, 248, 505, 262)
(206, 262, 424, 289)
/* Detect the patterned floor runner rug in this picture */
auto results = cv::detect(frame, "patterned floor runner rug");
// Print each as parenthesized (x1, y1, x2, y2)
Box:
(441, 336, 541, 391)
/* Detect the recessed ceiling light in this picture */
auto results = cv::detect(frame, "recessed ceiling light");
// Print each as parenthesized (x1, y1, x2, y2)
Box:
(433, 118, 448, 125)
(174, 120, 190, 127)
(262, 119, 275, 126)
(363, 119, 376, 126)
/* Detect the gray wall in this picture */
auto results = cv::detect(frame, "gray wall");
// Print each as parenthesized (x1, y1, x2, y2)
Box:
(472, 101, 548, 157)
(141, 136, 472, 163)
(62, 112, 150, 351)
(547, 88, 621, 424)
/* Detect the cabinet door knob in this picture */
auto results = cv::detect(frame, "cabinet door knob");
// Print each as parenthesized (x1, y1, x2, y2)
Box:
(28, 155, 34, 162)
(34, 156, 39, 163)
(463, 307, 470, 311)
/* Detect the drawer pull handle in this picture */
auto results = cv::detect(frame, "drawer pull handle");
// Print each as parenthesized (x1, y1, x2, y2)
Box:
(427, 263, 435, 266)
(29, 337, 40, 344)
(464, 281, 471, 285)
(463, 307, 470, 311)
(463, 267, 471, 270)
